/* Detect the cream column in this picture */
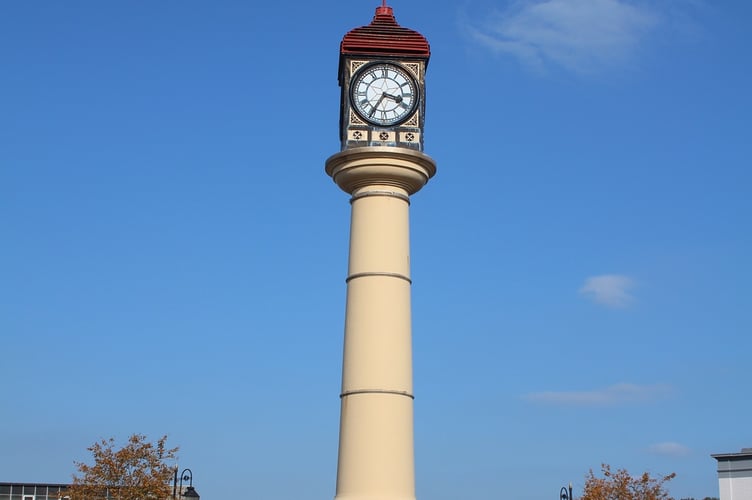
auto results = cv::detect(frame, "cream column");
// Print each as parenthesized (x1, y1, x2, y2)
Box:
(326, 147, 436, 500)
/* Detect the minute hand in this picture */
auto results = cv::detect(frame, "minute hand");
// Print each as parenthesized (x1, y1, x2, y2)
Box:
(369, 94, 387, 117)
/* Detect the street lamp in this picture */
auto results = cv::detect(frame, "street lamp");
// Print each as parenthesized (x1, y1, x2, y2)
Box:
(173, 468, 200, 500)
(560, 483, 573, 500)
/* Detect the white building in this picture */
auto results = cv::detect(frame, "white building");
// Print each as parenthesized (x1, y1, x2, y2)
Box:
(712, 448, 752, 500)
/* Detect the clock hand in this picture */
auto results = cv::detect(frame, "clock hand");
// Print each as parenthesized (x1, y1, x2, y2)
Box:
(383, 92, 403, 103)
(369, 93, 387, 117)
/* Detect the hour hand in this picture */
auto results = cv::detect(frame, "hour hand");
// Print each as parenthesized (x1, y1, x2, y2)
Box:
(383, 92, 403, 103)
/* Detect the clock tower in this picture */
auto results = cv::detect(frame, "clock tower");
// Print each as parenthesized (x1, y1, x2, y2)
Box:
(325, 3, 436, 500)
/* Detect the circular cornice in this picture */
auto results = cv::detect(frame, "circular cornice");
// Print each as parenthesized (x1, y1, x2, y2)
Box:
(325, 147, 436, 195)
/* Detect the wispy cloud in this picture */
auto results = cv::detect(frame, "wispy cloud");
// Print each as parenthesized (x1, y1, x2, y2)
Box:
(580, 274, 634, 308)
(465, 0, 659, 74)
(525, 383, 672, 406)
(648, 441, 692, 457)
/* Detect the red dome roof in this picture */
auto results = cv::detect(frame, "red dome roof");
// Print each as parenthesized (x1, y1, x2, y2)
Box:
(340, 4, 430, 59)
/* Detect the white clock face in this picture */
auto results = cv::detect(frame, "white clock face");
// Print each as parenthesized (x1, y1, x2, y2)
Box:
(350, 63, 418, 126)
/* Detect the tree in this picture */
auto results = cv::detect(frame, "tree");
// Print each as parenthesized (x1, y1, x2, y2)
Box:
(64, 434, 179, 500)
(581, 463, 676, 500)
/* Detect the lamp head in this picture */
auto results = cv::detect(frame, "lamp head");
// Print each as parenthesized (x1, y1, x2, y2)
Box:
(183, 486, 200, 500)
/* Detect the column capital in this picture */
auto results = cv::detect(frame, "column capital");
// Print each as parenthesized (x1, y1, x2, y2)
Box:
(325, 147, 436, 195)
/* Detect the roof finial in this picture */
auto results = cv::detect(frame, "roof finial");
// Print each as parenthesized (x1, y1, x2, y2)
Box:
(376, 0, 392, 17)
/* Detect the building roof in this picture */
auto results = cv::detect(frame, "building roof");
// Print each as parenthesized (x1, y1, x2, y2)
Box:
(712, 448, 752, 460)
(340, 3, 430, 60)
(0, 483, 69, 488)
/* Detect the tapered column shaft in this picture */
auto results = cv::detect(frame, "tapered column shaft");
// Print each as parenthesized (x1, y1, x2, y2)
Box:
(337, 184, 414, 500)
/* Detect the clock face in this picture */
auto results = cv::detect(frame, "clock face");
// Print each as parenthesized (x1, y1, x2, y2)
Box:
(350, 63, 418, 126)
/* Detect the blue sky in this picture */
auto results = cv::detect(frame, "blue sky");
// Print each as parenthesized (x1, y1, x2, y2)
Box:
(2, 1, 750, 499)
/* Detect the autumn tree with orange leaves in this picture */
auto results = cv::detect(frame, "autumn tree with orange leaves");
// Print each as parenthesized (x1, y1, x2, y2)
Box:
(64, 434, 178, 500)
(580, 464, 676, 500)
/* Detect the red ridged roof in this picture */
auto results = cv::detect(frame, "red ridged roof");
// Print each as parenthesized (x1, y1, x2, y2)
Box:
(340, 4, 430, 59)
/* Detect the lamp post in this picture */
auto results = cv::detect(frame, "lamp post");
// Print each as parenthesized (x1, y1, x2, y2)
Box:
(173, 468, 199, 500)
(560, 483, 573, 500)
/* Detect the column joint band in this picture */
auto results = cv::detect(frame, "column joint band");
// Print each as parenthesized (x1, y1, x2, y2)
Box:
(340, 389, 415, 400)
(346, 271, 412, 284)
(350, 190, 411, 204)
